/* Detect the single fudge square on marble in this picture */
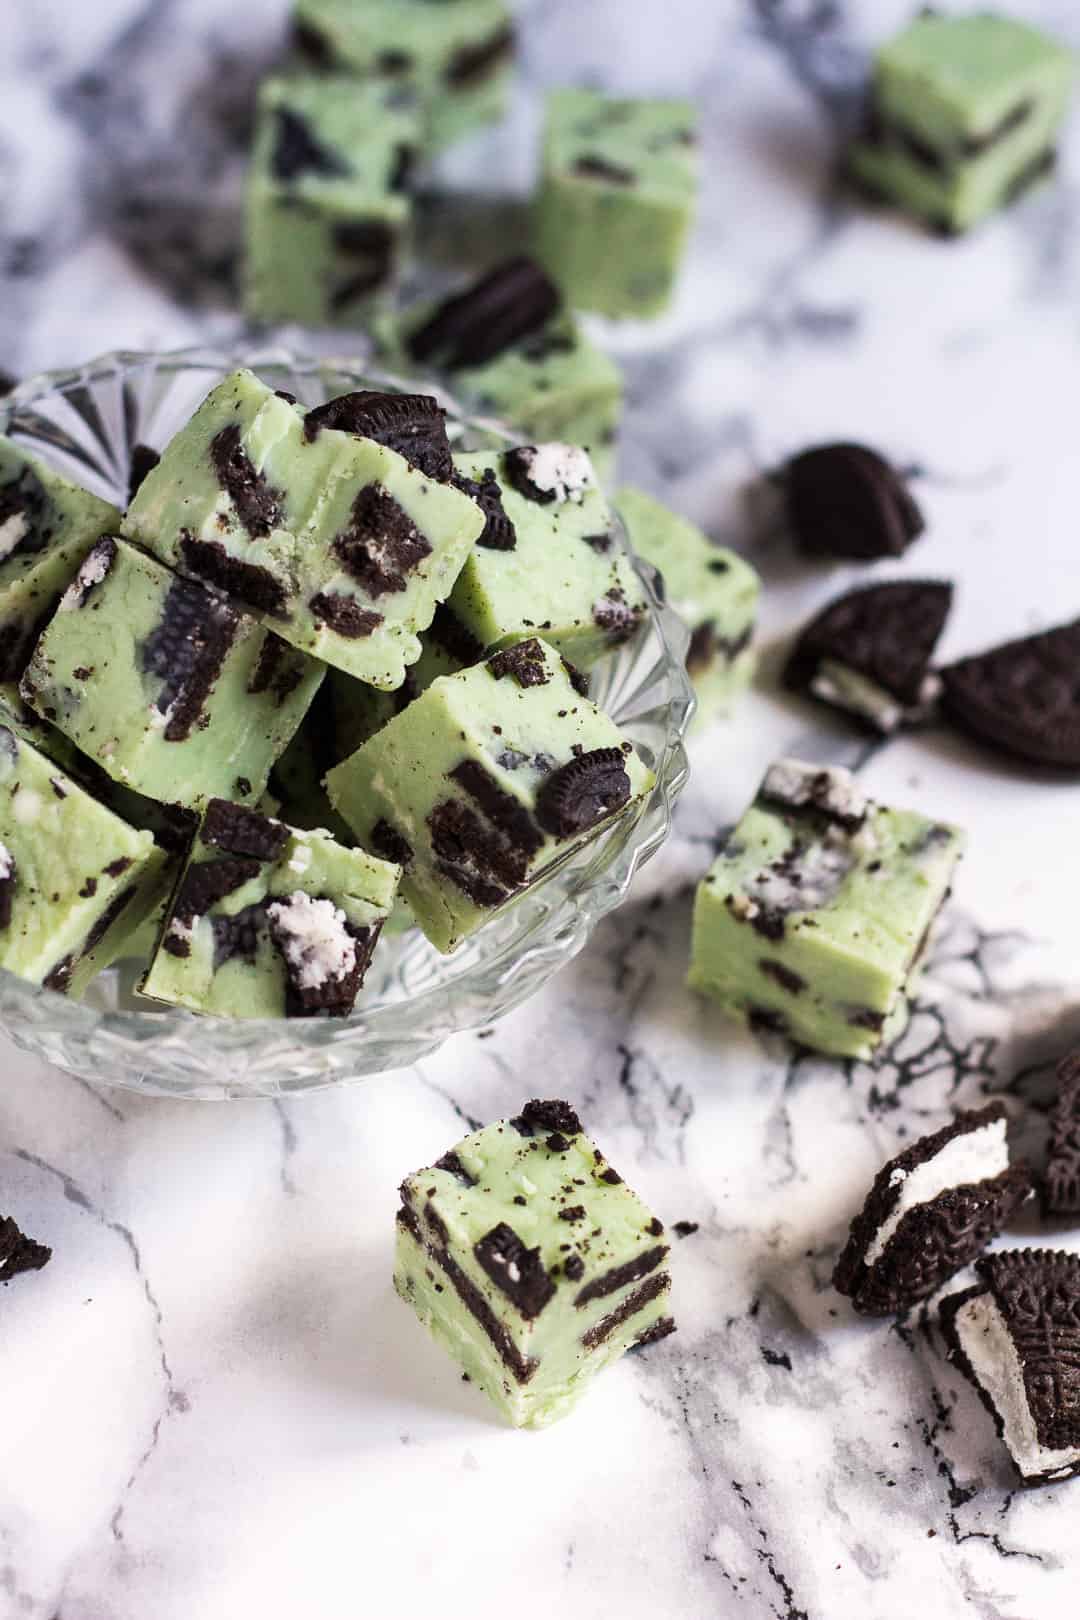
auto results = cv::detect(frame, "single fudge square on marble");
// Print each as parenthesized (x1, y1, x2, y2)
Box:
(377, 257, 624, 480)
(325, 636, 655, 954)
(616, 485, 759, 727)
(245, 75, 419, 326)
(447, 445, 647, 669)
(0, 437, 120, 683)
(848, 11, 1074, 234)
(123, 369, 485, 691)
(20, 537, 324, 810)
(0, 700, 167, 996)
(688, 759, 964, 1059)
(534, 89, 699, 319)
(395, 1097, 675, 1428)
(141, 798, 400, 1018)
(291, 0, 515, 154)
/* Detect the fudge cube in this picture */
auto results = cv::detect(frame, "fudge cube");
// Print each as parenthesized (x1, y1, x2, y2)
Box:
(291, 0, 515, 154)
(0, 437, 120, 682)
(534, 90, 699, 319)
(376, 258, 624, 480)
(326, 636, 655, 953)
(0, 703, 167, 996)
(448, 445, 647, 670)
(395, 1097, 674, 1428)
(20, 537, 324, 810)
(688, 759, 965, 1059)
(848, 12, 1074, 234)
(245, 75, 419, 327)
(123, 370, 485, 690)
(616, 485, 759, 727)
(141, 797, 400, 1018)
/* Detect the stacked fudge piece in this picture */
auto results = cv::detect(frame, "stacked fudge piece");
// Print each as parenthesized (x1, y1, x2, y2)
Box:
(0, 369, 654, 1016)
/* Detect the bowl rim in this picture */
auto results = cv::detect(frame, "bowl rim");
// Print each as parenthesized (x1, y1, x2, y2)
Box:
(0, 343, 695, 1096)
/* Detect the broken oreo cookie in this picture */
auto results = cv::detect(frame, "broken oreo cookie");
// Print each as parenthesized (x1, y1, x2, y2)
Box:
(833, 1104, 1031, 1315)
(940, 618, 1080, 769)
(535, 747, 631, 839)
(784, 579, 952, 734)
(0, 1213, 51, 1284)
(1044, 1051, 1080, 1216)
(303, 390, 453, 483)
(407, 256, 562, 372)
(785, 442, 925, 561)
(942, 1248, 1080, 1485)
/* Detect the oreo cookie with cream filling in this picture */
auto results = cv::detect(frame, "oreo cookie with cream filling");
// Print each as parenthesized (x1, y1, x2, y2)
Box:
(833, 1104, 1031, 1315)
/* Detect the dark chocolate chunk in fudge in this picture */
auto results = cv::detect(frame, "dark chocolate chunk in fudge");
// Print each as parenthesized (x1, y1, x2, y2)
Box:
(407, 256, 562, 372)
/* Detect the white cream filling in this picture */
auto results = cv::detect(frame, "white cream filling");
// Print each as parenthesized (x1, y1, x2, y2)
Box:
(865, 1120, 1009, 1267)
(266, 891, 355, 989)
(11, 788, 43, 826)
(59, 542, 113, 610)
(0, 511, 30, 562)
(0, 841, 13, 880)
(518, 443, 594, 504)
(812, 661, 943, 735)
(954, 1292, 1079, 1481)
(762, 758, 868, 825)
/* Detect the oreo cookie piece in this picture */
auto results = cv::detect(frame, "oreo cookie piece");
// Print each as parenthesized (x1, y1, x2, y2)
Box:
(0, 1213, 51, 1284)
(1044, 1051, 1080, 1216)
(940, 618, 1080, 769)
(127, 443, 160, 506)
(201, 799, 289, 862)
(406, 256, 562, 372)
(784, 580, 952, 734)
(942, 1248, 1080, 1486)
(473, 1222, 556, 1319)
(271, 106, 349, 183)
(303, 390, 452, 482)
(452, 466, 516, 551)
(833, 1104, 1031, 1315)
(331, 484, 433, 597)
(535, 747, 631, 839)
(785, 442, 925, 561)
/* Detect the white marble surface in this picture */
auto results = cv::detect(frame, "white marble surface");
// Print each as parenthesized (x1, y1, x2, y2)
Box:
(2, 2, 1080, 1616)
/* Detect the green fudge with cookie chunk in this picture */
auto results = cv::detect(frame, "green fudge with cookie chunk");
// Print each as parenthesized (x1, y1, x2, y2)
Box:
(20, 537, 324, 810)
(245, 75, 420, 328)
(689, 759, 965, 1058)
(290, 0, 514, 154)
(534, 89, 699, 319)
(326, 637, 654, 954)
(0, 696, 168, 997)
(616, 486, 759, 727)
(395, 1097, 674, 1428)
(122, 370, 486, 690)
(848, 11, 1074, 234)
(0, 437, 120, 683)
(374, 258, 623, 481)
(141, 798, 400, 1018)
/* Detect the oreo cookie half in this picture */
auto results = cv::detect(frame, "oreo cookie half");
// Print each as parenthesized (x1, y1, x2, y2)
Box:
(942, 1248, 1080, 1486)
(785, 442, 925, 560)
(784, 580, 952, 734)
(940, 618, 1080, 769)
(303, 390, 453, 482)
(406, 256, 562, 372)
(833, 1104, 1031, 1315)
(1044, 1051, 1080, 1216)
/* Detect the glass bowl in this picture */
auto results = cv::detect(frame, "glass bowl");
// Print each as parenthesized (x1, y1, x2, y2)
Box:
(0, 346, 693, 1099)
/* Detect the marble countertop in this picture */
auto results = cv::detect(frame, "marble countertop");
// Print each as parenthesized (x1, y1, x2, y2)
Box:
(2, 2, 1079, 1616)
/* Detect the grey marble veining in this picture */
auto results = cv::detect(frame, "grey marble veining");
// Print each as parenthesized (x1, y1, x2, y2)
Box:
(1, 3, 1079, 1617)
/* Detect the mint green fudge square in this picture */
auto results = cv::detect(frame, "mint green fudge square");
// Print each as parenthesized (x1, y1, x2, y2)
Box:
(616, 486, 759, 727)
(688, 760, 965, 1059)
(448, 445, 646, 670)
(848, 12, 1074, 233)
(535, 89, 699, 319)
(395, 1098, 674, 1428)
(291, 0, 514, 154)
(245, 75, 419, 327)
(326, 636, 654, 953)
(0, 438, 120, 683)
(123, 369, 485, 690)
(21, 537, 324, 810)
(0, 697, 167, 997)
(141, 797, 399, 1018)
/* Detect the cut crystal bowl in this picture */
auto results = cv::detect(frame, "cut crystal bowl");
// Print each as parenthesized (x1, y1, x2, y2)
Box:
(0, 346, 693, 1098)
